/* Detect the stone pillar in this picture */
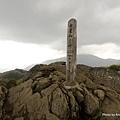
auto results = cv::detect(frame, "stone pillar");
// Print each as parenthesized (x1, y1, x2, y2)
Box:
(65, 18, 77, 86)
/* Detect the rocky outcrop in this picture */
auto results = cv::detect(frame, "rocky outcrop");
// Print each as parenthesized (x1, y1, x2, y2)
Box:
(0, 62, 120, 120)
(85, 67, 120, 93)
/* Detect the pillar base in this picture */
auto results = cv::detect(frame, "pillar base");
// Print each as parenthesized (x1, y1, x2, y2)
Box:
(64, 81, 78, 89)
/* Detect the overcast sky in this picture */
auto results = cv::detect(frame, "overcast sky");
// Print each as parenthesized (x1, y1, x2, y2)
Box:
(0, 0, 120, 72)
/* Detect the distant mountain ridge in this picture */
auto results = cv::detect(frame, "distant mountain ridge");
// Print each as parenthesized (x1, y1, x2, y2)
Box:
(24, 54, 120, 71)
(42, 54, 120, 66)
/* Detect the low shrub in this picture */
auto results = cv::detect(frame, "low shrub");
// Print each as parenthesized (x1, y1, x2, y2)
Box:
(108, 64, 120, 71)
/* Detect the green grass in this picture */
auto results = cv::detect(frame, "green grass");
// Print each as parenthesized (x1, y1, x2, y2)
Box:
(108, 64, 120, 71)
(16, 79, 24, 85)
(101, 64, 120, 71)
(0, 79, 24, 89)
(93, 100, 103, 120)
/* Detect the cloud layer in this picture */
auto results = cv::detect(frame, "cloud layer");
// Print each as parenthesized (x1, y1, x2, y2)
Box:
(0, 0, 120, 48)
(0, 0, 120, 62)
(0, 40, 64, 72)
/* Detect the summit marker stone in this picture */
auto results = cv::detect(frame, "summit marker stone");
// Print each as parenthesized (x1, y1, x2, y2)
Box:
(65, 18, 77, 86)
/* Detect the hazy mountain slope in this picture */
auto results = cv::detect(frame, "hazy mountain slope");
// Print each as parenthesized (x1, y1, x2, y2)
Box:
(77, 54, 120, 66)
(42, 54, 120, 67)
(24, 54, 120, 71)
(0, 69, 28, 81)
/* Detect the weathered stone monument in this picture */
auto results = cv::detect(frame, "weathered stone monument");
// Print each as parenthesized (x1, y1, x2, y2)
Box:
(65, 18, 77, 86)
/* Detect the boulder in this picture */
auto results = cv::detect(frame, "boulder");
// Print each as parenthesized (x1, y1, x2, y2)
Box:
(14, 117, 24, 120)
(32, 78, 52, 93)
(4, 79, 33, 118)
(75, 90, 84, 104)
(101, 91, 120, 120)
(84, 89, 99, 116)
(94, 89, 105, 100)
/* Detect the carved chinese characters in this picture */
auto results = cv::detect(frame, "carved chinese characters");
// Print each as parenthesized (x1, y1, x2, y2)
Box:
(65, 18, 77, 86)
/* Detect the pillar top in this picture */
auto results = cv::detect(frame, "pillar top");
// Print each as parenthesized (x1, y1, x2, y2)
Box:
(68, 18, 77, 22)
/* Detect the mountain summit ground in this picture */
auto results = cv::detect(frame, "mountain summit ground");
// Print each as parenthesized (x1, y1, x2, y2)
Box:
(0, 62, 120, 120)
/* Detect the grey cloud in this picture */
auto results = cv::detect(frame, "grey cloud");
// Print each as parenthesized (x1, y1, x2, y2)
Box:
(0, 0, 78, 44)
(103, 0, 120, 9)
(77, 0, 120, 46)
(0, 0, 120, 49)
